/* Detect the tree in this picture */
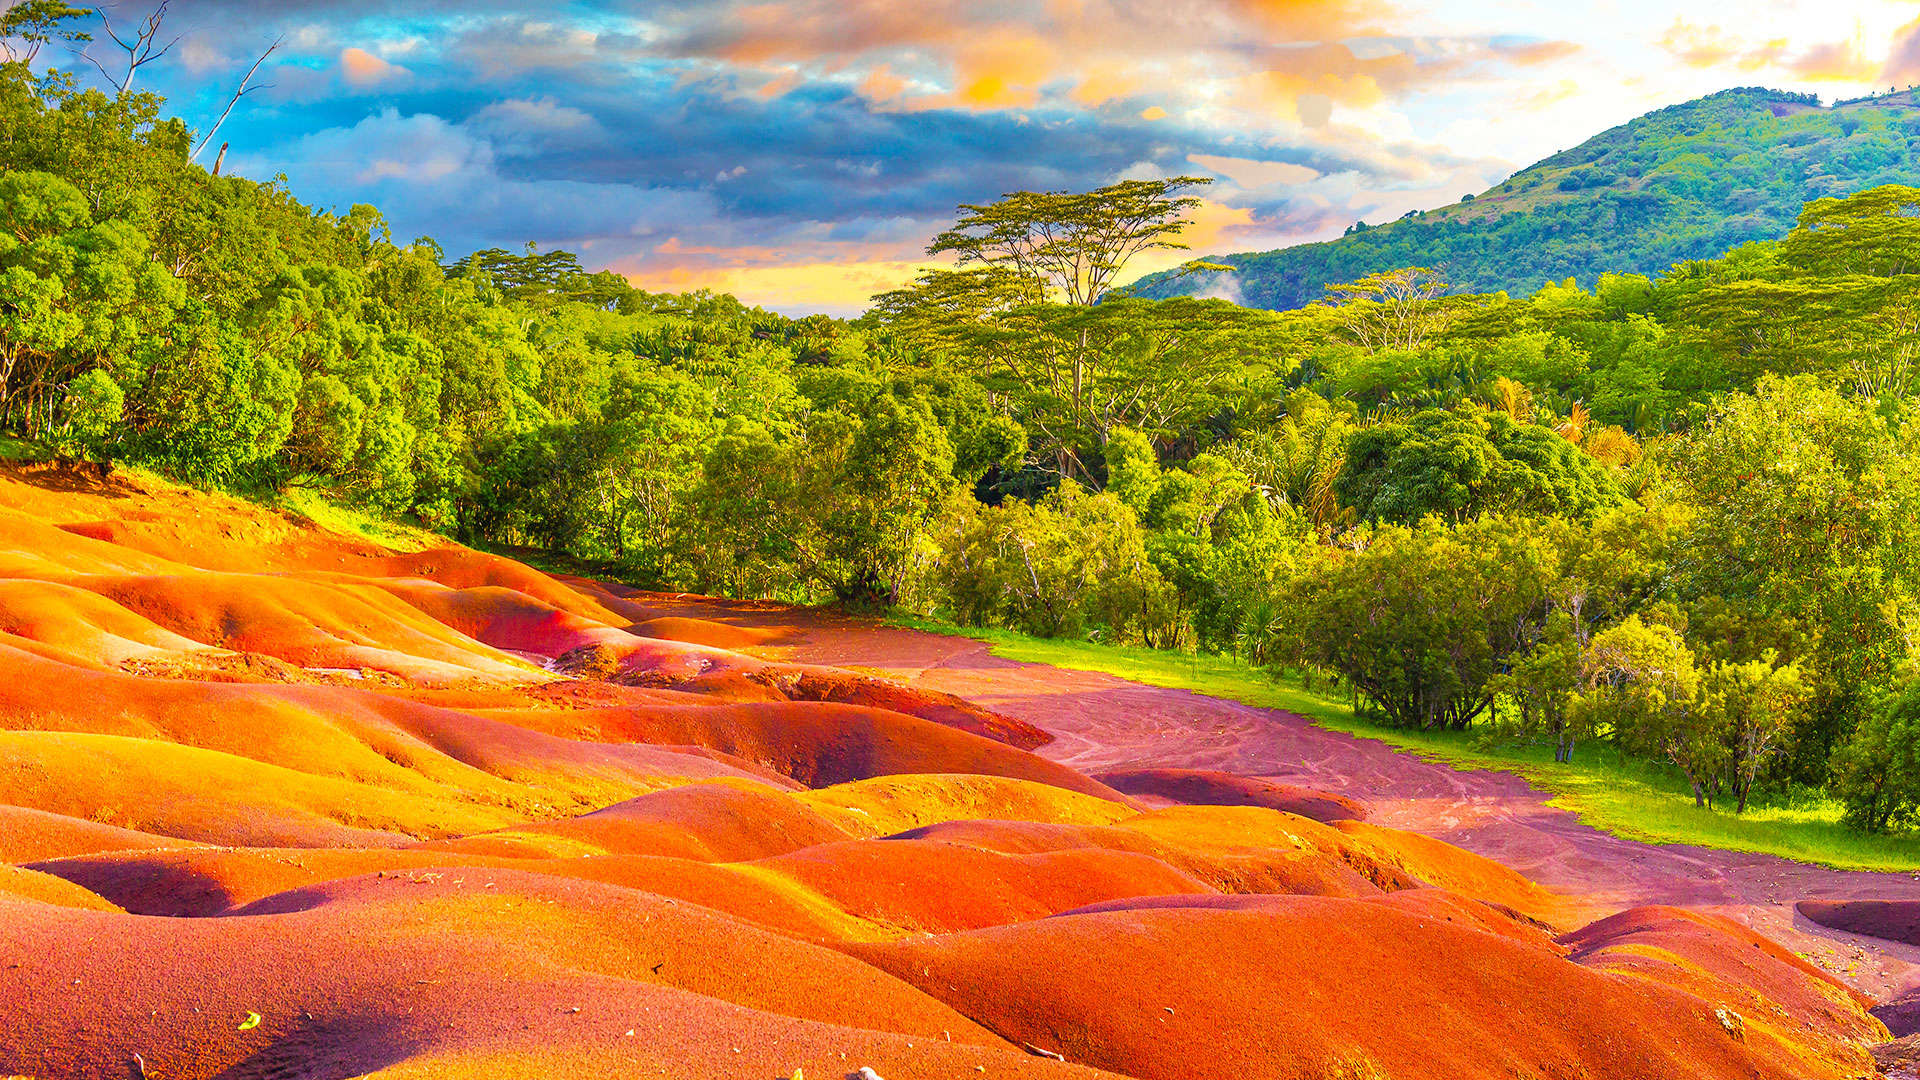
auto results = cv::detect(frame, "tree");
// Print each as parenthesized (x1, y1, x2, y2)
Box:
(1830, 681, 1920, 833)
(873, 177, 1290, 481)
(1323, 267, 1454, 352)
(691, 385, 959, 606)
(1336, 407, 1624, 525)
(0, 170, 185, 440)
(877, 282, 1291, 481)
(87, 2, 176, 95)
(929, 177, 1212, 306)
(1699, 656, 1807, 813)
(1283, 516, 1564, 731)
(1666, 375, 1920, 781)
(1578, 616, 1718, 806)
(0, 2, 92, 65)
(1494, 609, 1585, 761)
(925, 480, 1167, 641)
(1220, 392, 1357, 529)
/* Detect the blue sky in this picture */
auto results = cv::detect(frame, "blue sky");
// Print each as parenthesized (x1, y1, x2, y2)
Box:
(50, 0, 1920, 313)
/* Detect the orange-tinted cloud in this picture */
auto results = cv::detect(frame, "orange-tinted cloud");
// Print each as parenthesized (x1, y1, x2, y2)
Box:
(1792, 38, 1875, 82)
(1069, 64, 1143, 108)
(1498, 40, 1580, 66)
(340, 47, 410, 89)
(857, 64, 908, 104)
(1884, 15, 1920, 85)
(1661, 20, 1874, 82)
(1220, 0, 1390, 41)
(655, 0, 1563, 118)
(1187, 154, 1320, 191)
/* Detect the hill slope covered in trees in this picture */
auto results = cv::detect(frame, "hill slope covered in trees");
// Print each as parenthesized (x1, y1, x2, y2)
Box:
(1130, 87, 1920, 308)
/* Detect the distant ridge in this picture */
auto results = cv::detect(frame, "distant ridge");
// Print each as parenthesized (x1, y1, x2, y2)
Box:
(1131, 87, 1920, 309)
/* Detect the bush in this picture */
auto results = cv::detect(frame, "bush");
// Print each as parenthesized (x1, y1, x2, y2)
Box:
(1830, 684, 1920, 833)
(925, 481, 1169, 642)
(1281, 516, 1566, 730)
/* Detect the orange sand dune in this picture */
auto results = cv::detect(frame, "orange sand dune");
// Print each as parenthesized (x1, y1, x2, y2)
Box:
(0, 804, 194, 862)
(0, 461, 1896, 1079)
(850, 897, 1880, 1080)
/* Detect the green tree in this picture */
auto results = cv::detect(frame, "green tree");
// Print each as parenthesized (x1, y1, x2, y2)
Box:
(1336, 407, 1624, 525)
(1283, 516, 1564, 731)
(1577, 616, 1718, 806)
(0, 2, 92, 65)
(930, 176, 1213, 306)
(1666, 375, 1920, 781)
(1494, 609, 1585, 762)
(1699, 656, 1807, 814)
(1830, 681, 1920, 833)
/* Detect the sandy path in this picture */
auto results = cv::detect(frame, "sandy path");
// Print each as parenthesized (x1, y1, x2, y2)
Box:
(653, 597, 1920, 1003)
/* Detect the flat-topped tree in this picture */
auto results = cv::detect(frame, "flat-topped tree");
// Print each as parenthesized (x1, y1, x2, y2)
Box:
(0, 2, 93, 66)
(874, 176, 1293, 484)
(929, 176, 1213, 306)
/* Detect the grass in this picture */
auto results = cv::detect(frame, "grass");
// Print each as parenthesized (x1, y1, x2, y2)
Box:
(271, 485, 443, 553)
(0, 434, 52, 463)
(887, 614, 1920, 873)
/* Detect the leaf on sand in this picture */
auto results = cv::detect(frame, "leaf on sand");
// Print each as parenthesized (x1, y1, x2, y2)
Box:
(238, 1011, 262, 1031)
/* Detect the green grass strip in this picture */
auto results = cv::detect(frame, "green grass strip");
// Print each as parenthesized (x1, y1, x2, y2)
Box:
(887, 614, 1920, 872)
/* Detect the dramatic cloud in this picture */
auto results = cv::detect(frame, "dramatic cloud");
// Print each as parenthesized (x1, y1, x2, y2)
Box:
(75, 0, 1920, 314)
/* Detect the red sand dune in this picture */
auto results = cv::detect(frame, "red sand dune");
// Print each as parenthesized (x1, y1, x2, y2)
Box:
(0, 462, 1900, 1079)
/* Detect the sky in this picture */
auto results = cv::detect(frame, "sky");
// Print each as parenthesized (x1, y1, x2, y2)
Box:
(52, 0, 1920, 315)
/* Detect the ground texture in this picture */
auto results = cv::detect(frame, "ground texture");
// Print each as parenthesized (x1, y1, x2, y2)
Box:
(0, 462, 1910, 1079)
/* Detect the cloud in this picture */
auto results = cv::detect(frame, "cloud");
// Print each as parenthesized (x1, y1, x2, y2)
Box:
(1187, 153, 1321, 191)
(339, 47, 410, 89)
(103, 0, 1744, 316)
(1662, 19, 1876, 83)
(465, 97, 606, 156)
(1884, 16, 1920, 85)
(226, 108, 720, 255)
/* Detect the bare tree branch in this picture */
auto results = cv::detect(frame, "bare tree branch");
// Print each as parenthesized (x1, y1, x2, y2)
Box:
(88, 1, 178, 94)
(191, 35, 280, 164)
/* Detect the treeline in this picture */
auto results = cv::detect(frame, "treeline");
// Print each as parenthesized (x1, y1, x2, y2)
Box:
(4, 53, 1920, 834)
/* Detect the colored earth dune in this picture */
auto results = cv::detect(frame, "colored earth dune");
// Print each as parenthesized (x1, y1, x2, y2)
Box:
(0, 460, 1911, 1079)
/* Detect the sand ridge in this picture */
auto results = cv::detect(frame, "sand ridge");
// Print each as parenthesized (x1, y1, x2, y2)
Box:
(0, 462, 1901, 1078)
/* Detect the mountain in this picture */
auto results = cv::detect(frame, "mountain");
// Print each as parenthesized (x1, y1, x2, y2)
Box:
(1131, 87, 1920, 309)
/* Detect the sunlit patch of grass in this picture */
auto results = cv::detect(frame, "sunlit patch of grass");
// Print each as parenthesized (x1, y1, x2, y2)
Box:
(272, 486, 442, 553)
(887, 614, 1920, 872)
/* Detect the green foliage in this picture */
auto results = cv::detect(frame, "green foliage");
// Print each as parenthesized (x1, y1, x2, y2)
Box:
(1664, 375, 1920, 779)
(1830, 681, 1920, 833)
(1336, 408, 1624, 524)
(924, 481, 1167, 640)
(931, 176, 1212, 305)
(1282, 516, 1568, 731)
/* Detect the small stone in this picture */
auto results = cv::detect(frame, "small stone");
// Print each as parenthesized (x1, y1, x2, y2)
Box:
(1714, 1006, 1745, 1041)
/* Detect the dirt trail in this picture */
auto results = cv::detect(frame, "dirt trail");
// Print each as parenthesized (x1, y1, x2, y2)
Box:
(661, 597, 1920, 1003)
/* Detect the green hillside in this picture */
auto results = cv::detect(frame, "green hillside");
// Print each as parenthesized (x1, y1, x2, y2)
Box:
(1131, 86, 1920, 308)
